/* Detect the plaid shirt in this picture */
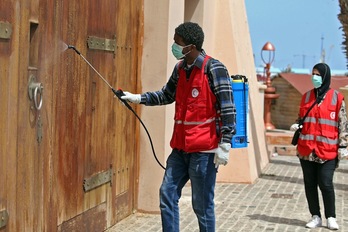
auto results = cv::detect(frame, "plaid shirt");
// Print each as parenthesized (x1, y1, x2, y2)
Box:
(140, 51, 236, 144)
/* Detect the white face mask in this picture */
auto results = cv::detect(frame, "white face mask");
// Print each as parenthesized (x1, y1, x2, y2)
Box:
(311, 74, 322, 88)
(171, 43, 192, 60)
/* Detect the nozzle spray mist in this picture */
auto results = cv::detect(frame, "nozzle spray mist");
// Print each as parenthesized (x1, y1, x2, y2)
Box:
(67, 45, 81, 55)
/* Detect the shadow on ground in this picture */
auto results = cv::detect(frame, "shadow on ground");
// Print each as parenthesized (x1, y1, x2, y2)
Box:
(247, 214, 306, 227)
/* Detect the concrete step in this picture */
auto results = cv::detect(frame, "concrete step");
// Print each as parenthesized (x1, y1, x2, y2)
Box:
(266, 129, 294, 145)
(269, 145, 297, 156)
(266, 129, 297, 156)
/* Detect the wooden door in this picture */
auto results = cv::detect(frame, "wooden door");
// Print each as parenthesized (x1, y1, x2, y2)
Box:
(0, 0, 142, 231)
(0, 0, 55, 231)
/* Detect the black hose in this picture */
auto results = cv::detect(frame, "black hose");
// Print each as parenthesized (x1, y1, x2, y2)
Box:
(112, 88, 166, 170)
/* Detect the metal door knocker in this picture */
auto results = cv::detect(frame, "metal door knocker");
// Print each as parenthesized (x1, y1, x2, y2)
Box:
(28, 74, 43, 110)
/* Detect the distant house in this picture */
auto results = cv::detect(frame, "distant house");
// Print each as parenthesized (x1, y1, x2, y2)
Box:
(270, 72, 348, 130)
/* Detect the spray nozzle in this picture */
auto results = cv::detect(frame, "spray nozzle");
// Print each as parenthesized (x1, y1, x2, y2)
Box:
(112, 88, 132, 110)
(68, 45, 81, 55)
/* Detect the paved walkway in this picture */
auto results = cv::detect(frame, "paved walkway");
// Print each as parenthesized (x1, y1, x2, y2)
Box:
(107, 155, 348, 232)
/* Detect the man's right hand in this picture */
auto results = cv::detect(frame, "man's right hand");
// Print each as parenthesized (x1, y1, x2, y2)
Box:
(120, 91, 141, 104)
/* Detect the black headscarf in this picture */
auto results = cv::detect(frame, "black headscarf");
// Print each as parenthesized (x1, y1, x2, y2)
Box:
(313, 63, 331, 100)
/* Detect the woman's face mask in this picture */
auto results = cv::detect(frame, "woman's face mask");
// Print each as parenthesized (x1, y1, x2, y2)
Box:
(311, 74, 323, 88)
(171, 43, 192, 60)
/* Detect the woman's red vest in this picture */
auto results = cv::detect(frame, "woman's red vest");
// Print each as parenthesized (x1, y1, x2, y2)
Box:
(297, 89, 343, 160)
(169, 56, 220, 153)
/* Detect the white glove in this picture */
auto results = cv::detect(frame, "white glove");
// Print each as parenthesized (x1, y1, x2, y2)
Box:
(214, 143, 231, 168)
(290, 123, 299, 131)
(120, 91, 141, 104)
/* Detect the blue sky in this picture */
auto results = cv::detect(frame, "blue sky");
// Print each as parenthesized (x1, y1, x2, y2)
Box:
(245, 0, 347, 71)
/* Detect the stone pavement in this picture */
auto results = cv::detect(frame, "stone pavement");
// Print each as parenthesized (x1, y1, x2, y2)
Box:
(107, 155, 348, 232)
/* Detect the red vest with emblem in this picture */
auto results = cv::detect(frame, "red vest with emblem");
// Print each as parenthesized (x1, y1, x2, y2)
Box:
(297, 89, 343, 160)
(170, 56, 220, 153)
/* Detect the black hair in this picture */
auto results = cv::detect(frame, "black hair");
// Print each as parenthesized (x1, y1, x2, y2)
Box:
(175, 22, 204, 51)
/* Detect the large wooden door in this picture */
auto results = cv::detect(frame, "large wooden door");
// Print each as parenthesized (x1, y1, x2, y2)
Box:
(0, 0, 142, 231)
(0, 0, 54, 231)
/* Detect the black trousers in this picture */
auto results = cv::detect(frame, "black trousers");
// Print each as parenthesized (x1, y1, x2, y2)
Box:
(300, 158, 337, 219)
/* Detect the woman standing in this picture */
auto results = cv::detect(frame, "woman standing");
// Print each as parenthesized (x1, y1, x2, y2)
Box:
(290, 63, 348, 230)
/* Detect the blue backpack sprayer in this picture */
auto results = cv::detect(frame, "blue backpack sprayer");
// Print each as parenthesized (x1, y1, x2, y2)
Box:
(231, 75, 249, 148)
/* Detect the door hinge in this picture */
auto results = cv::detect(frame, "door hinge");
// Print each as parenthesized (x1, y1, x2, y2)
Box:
(87, 35, 116, 52)
(83, 166, 113, 192)
(0, 21, 12, 39)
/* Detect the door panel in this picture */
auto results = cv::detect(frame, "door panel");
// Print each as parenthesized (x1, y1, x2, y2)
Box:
(0, 0, 142, 230)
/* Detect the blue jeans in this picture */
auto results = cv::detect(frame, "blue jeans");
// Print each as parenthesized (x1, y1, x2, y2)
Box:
(159, 149, 217, 232)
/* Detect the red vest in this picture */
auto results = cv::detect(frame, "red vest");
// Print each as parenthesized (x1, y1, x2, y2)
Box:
(170, 56, 220, 152)
(297, 89, 343, 160)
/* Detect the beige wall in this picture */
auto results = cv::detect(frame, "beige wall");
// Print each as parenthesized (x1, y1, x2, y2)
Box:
(138, 0, 269, 212)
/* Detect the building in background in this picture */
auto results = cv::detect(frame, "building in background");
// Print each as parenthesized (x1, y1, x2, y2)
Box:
(271, 71, 348, 129)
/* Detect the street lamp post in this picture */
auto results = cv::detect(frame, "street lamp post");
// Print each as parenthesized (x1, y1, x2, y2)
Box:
(261, 42, 279, 130)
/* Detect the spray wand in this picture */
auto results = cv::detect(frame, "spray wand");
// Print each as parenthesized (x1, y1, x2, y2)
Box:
(67, 45, 128, 106)
(68, 45, 165, 170)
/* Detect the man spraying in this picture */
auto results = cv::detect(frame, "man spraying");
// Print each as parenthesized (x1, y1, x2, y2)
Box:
(121, 22, 236, 232)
